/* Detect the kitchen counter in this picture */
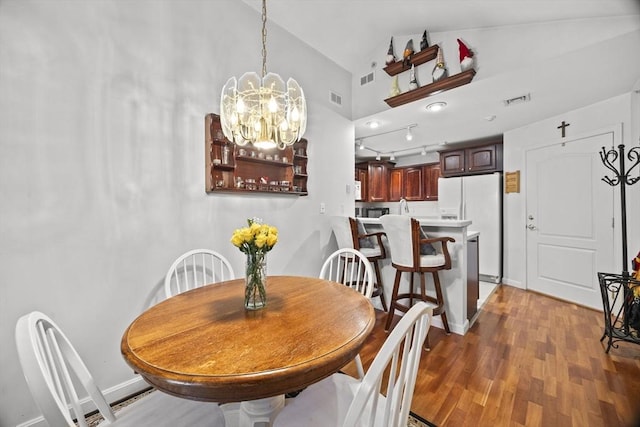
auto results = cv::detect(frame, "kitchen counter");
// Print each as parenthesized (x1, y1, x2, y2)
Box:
(358, 217, 472, 228)
(359, 215, 478, 335)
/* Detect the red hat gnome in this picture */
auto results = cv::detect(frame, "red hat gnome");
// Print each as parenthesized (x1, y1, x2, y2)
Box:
(457, 38, 474, 71)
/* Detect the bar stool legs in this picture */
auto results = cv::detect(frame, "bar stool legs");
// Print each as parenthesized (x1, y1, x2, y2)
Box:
(371, 260, 388, 312)
(384, 269, 450, 340)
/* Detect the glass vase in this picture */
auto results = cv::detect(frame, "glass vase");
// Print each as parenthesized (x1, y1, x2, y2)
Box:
(245, 252, 267, 310)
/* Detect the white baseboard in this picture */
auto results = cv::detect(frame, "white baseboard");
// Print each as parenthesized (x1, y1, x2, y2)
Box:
(16, 376, 147, 427)
(501, 278, 524, 289)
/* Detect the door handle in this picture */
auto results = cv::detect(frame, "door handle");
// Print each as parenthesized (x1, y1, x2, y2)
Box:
(527, 224, 537, 230)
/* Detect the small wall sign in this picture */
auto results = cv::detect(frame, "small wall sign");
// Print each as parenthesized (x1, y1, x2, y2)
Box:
(505, 171, 520, 193)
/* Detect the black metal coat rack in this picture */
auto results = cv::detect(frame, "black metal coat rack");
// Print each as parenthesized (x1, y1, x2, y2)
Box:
(600, 143, 640, 276)
(598, 143, 640, 352)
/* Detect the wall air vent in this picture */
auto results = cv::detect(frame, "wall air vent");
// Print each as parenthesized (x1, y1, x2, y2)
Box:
(503, 93, 531, 107)
(360, 71, 375, 86)
(330, 91, 343, 106)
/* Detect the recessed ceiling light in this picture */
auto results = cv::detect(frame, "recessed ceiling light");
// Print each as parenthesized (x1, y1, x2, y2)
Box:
(485, 115, 497, 121)
(366, 121, 379, 129)
(426, 102, 447, 112)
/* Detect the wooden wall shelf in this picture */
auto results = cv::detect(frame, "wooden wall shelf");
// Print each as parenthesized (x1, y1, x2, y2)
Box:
(383, 45, 439, 76)
(205, 114, 308, 196)
(383, 69, 476, 108)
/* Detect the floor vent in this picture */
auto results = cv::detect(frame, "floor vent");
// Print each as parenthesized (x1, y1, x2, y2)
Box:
(330, 91, 343, 106)
(360, 72, 375, 86)
(503, 93, 531, 106)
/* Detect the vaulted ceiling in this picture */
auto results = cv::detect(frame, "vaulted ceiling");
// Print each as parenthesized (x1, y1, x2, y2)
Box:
(242, 1, 640, 159)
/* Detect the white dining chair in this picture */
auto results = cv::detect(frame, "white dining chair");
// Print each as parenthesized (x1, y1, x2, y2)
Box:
(15, 311, 225, 427)
(164, 248, 235, 299)
(320, 247, 375, 299)
(320, 247, 375, 379)
(274, 302, 432, 427)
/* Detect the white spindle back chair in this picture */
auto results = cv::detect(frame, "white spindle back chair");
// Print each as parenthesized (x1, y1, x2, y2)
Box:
(274, 302, 432, 427)
(15, 311, 224, 426)
(164, 249, 235, 299)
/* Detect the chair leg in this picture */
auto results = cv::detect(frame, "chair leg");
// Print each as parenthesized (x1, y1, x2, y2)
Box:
(432, 271, 451, 334)
(385, 269, 403, 332)
(372, 261, 388, 312)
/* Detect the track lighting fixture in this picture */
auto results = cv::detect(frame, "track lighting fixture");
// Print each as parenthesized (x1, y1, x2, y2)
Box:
(405, 126, 413, 141)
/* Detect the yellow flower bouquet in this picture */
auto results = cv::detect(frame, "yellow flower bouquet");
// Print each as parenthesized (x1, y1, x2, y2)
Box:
(231, 218, 278, 309)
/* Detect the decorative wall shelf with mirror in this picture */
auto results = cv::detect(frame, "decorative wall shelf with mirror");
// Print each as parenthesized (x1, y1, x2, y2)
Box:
(205, 114, 308, 195)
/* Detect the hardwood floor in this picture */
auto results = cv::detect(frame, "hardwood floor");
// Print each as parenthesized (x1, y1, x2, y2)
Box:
(346, 284, 640, 427)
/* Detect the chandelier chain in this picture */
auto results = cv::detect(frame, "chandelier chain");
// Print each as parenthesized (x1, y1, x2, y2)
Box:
(261, 0, 267, 78)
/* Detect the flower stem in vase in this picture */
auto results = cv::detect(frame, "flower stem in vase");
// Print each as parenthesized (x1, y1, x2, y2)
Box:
(245, 252, 267, 310)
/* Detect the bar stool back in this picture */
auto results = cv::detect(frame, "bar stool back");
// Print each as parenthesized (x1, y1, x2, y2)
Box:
(330, 216, 388, 311)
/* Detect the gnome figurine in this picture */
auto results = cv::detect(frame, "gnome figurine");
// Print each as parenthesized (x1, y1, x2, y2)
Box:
(403, 39, 414, 64)
(432, 45, 448, 82)
(420, 30, 429, 51)
(408, 64, 419, 90)
(389, 75, 401, 97)
(385, 37, 396, 65)
(458, 38, 475, 71)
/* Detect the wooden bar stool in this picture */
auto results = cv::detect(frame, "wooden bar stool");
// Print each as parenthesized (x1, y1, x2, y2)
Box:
(380, 215, 454, 349)
(329, 216, 388, 311)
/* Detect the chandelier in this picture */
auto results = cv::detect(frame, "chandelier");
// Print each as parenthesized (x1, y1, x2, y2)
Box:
(220, 0, 307, 150)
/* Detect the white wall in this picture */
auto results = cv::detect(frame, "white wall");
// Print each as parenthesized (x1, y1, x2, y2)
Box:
(0, 1, 353, 425)
(502, 93, 639, 288)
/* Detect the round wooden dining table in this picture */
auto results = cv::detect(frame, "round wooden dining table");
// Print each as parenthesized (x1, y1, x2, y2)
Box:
(121, 275, 375, 426)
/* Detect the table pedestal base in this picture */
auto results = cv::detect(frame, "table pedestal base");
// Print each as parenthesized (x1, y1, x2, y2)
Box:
(220, 395, 285, 427)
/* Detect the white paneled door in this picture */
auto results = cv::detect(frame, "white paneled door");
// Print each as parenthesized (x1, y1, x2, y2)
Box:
(526, 131, 615, 309)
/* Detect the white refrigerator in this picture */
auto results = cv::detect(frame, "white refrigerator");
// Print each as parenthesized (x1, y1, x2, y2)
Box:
(438, 173, 502, 283)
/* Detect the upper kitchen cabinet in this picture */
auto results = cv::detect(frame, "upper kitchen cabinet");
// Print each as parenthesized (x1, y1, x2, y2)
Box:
(355, 165, 368, 201)
(423, 163, 441, 201)
(439, 138, 503, 177)
(356, 161, 393, 202)
(389, 166, 424, 201)
(389, 169, 404, 202)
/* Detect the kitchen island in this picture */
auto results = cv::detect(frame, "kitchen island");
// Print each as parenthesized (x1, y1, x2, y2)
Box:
(359, 217, 479, 335)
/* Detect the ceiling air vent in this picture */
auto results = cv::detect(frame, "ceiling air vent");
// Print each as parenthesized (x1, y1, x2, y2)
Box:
(503, 93, 531, 107)
(360, 71, 375, 86)
(330, 91, 343, 106)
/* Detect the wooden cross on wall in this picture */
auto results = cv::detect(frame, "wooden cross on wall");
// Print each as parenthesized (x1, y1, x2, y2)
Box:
(557, 120, 570, 138)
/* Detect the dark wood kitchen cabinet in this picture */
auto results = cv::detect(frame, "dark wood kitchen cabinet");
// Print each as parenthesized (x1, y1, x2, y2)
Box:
(440, 149, 466, 176)
(467, 235, 479, 320)
(403, 167, 424, 201)
(356, 161, 393, 202)
(423, 163, 441, 201)
(389, 169, 404, 201)
(439, 139, 503, 177)
(367, 161, 392, 202)
(466, 144, 501, 174)
(355, 166, 368, 201)
(389, 166, 424, 201)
